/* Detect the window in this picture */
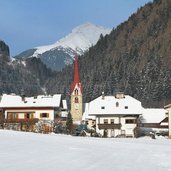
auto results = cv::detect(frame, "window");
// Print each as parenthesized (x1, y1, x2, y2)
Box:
(7, 113, 11, 119)
(116, 102, 119, 107)
(26, 113, 30, 119)
(7, 113, 14, 119)
(75, 97, 79, 103)
(42, 113, 48, 118)
(104, 119, 108, 124)
(125, 106, 128, 109)
(7, 113, 18, 119)
(125, 119, 135, 124)
(75, 89, 78, 95)
(110, 119, 114, 124)
(101, 106, 105, 109)
(24, 113, 34, 119)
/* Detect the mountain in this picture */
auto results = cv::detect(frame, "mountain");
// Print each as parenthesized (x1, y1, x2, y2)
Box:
(0, 40, 10, 62)
(0, 40, 52, 96)
(45, 0, 171, 107)
(15, 23, 111, 71)
(1, 0, 171, 108)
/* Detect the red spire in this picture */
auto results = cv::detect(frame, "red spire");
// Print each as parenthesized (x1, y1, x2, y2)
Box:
(71, 52, 82, 92)
(73, 52, 80, 83)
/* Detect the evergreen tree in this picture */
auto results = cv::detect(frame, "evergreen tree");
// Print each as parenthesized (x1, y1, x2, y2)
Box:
(66, 111, 73, 134)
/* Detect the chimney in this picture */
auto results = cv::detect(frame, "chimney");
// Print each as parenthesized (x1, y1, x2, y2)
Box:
(115, 92, 125, 99)
(21, 90, 26, 102)
(102, 92, 105, 100)
(21, 95, 25, 102)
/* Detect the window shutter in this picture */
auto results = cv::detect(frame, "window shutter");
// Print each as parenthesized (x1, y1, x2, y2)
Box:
(24, 113, 27, 119)
(40, 113, 42, 118)
(31, 113, 34, 119)
(7, 113, 11, 119)
(16, 113, 18, 119)
(47, 113, 49, 118)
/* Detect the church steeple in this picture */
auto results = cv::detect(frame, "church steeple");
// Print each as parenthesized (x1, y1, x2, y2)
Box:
(71, 52, 83, 124)
(71, 53, 82, 93)
(74, 53, 80, 83)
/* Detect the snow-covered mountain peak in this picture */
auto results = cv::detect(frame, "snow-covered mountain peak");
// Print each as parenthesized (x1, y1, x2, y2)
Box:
(71, 22, 109, 35)
(15, 22, 111, 70)
(34, 22, 111, 56)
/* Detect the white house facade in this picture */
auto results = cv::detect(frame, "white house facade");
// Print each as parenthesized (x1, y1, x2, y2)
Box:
(83, 93, 142, 137)
(0, 94, 68, 132)
(164, 104, 171, 138)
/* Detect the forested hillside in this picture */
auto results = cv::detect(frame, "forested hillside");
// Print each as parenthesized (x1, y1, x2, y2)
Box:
(0, 40, 52, 96)
(1, 0, 171, 108)
(45, 0, 171, 107)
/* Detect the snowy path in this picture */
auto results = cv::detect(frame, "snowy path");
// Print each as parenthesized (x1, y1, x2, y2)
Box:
(0, 130, 171, 171)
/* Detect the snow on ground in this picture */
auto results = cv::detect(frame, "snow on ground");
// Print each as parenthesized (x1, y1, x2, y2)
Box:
(0, 130, 171, 171)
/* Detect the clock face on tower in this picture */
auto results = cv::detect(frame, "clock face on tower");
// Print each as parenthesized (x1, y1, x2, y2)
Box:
(74, 96, 79, 110)
(74, 103, 79, 110)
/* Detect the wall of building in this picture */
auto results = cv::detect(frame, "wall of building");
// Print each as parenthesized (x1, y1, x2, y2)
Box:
(166, 107, 171, 138)
(96, 116, 137, 137)
(5, 109, 54, 120)
(35, 110, 54, 120)
(121, 116, 137, 136)
(71, 94, 83, 123)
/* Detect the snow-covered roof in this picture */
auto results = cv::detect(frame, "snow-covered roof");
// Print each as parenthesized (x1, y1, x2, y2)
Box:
(86, 95, 142, 116)
(82, 103, 96, 121)
(0, 94, 62, 108)
(164, 103, 171, 109)
(142, 108, 168, 123)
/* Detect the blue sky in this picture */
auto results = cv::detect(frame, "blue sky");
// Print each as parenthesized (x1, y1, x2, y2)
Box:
(0, 0, 151, 56)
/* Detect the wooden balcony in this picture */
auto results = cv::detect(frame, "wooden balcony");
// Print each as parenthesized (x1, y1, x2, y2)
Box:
(98, 123, 121, 129)
(5, 118, 39, 124)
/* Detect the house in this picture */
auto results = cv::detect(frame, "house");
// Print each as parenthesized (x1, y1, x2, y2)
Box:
(139, 108, 168, 135)
(0, 106, 4, 128)
(164, 104, 171, 138)
(83, 93, 142, 137)
(82, 103, 96, 130)
(0, 93, 68, 133)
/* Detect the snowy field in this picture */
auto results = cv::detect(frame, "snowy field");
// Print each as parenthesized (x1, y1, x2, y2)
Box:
(0, 130, 171, 171)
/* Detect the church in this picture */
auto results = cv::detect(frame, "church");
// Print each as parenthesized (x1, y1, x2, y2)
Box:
(70, 53, 83, 124)
(70, 54, 169, 138)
